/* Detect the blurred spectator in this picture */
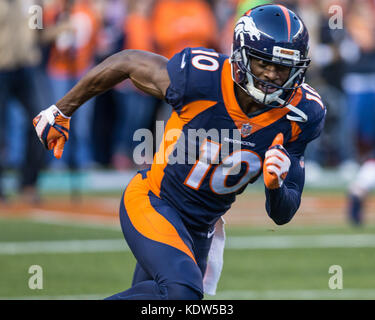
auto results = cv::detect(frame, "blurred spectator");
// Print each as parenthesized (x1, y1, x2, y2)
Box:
(44, 0, 100, 170)
(294, 0, 347, 169)
(343, 0, 375, 225)
(95, 0, 126, 60)
(111, 0, 159, 170)
(91, 0, 127, 166)
(2, 0, 372, 191)
(216, 0, 270, 56)
(341, 0, 375, 161)
(0, 0, 48, 203)
(214, 0, 238, 56)
(149, 0, 220, 136)
(236, 0, 270, 18)
(151, 0, 219, 59)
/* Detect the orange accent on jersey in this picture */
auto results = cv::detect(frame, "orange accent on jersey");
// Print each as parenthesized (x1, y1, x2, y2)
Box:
(147, 101, 216, 196)
(288, 87, 303, 106)
(179, 100, 217, 123)
(147, 111, 184, 197)
(289, 121, 302, 142)
(278, 5, 291, 41)
(124, 174, 197, 264)
(221, 60, 294, 135)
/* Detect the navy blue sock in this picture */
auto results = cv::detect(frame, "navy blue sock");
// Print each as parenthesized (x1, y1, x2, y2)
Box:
(348, 194, 363, 226)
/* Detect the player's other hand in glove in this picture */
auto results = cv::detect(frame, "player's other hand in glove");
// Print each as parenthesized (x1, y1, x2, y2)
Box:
(263, 133, 291, 189)
(33, 105, 70, 159)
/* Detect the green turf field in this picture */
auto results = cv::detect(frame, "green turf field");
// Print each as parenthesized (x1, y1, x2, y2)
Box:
(0, 216, 374, 300)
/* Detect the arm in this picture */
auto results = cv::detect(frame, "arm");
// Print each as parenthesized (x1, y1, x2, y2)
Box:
(265, 154, 305, 225)
(262, 133, 304, 225)
(263, 99, 326, 225)
(56, 49, 170, 116)
(33, 50, 170, 158)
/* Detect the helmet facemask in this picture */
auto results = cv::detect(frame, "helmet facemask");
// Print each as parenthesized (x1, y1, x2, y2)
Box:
(231, 42, 310, 109)
(229, 5, 312, 121)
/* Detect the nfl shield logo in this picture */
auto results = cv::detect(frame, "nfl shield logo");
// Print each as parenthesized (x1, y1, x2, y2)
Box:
(299, 156, 305, 168)
(241, 123, 252, 137)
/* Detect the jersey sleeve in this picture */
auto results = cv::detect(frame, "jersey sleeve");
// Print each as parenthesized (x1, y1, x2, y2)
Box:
(265, 89, 327, 225)
(165, 47, 225, 115)
(265, 152, 305, 225)
(285, 97, 327, 158)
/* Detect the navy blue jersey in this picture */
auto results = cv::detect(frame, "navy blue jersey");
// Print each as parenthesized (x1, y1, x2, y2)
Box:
(144, 47, 326, 229)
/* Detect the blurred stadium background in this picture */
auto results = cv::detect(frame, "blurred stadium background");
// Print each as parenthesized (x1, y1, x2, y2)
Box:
(0, 0, 374, 300)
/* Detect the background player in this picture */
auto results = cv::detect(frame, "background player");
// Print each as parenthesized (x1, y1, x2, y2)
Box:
(33, 4, 326, 299)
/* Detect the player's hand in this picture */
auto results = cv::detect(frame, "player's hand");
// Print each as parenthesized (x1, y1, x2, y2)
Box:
(32, 105, 71, 159)
(263, 133, 291, 189)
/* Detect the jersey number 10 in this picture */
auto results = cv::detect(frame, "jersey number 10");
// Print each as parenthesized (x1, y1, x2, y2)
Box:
(184, 139, 262, 195)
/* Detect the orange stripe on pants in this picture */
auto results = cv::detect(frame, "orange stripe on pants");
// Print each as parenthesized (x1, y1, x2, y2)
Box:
(123, 174, 197, 264)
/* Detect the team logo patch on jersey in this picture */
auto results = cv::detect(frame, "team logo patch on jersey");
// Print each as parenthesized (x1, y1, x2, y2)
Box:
(241, 123, 252, 138)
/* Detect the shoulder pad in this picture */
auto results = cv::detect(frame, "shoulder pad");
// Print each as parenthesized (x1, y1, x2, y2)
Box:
(166, 47, 228, 112)
(295, 83, 326, 124)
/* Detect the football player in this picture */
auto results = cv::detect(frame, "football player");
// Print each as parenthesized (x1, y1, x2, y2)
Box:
(348, 160, 375, 225)
(33, 4, 326, 299)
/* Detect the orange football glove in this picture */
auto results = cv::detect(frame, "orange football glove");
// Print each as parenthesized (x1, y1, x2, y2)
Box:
(33, 105, 71, 159)
(263, 133, 291, 189)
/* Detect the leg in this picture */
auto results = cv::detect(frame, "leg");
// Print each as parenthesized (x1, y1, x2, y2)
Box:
(347, 92, 375, 225)
(112, 88, 157, 169)
(348, 193, 362, 226)
(15, 67, 46, 196)
(47, 76, 72, 169)
(0, 71, 12, 201)
(131, 263, 152, 286)
(348, 160, 375, 225)
(70, 93, 95, 169)
(106, 173, 204, 300)
(131, 222, 213, 288)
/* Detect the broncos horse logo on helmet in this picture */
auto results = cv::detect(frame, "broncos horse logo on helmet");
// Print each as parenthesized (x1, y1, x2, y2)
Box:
(234, 16, 261, 41)
(230, 4, 311, 122)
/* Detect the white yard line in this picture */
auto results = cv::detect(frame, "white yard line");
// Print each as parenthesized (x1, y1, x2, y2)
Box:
(226, 234, 375, 249)
(211, 288, 375, 300)
(30, 210, 120, 228)
(0, 293, 111, 300)
(1, 234, 375, 255)
(1, 289, 375, 300)
(0, 239, 128, 255)
(29, 211, 121, 230)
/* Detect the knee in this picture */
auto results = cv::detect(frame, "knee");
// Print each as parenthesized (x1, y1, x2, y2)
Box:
(163, 283, 203, 300)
